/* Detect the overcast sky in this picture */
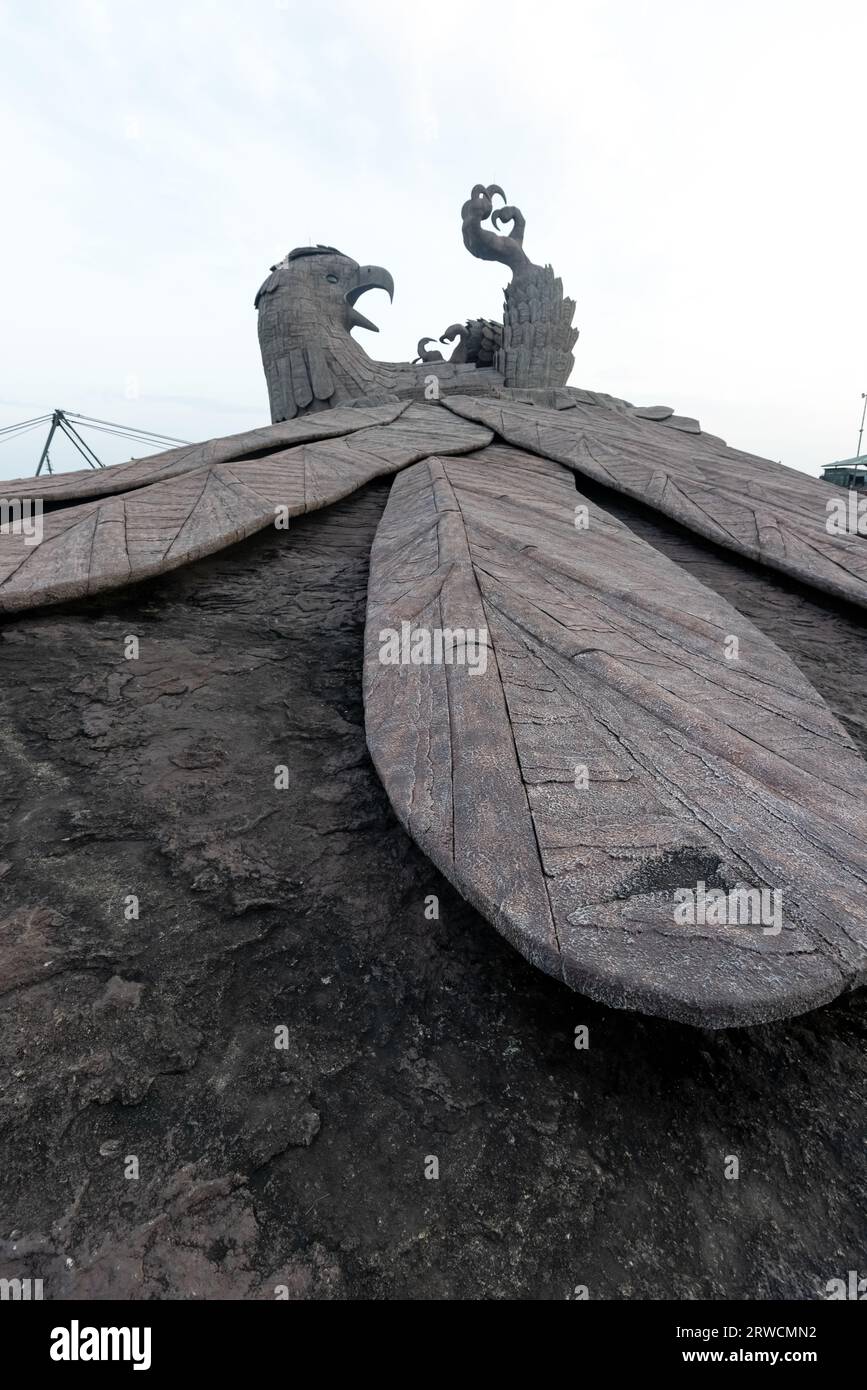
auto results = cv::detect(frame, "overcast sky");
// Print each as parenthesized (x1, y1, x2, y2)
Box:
(1, 0, 865, 480)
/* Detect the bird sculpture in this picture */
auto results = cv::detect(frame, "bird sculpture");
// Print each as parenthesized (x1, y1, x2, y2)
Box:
(1, 184, 865, 1029)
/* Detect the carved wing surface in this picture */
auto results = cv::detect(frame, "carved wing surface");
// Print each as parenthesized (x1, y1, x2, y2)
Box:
(363, 443, 867, 1025)
(0, 402, 411, 506)
(442, 395, 867, 608)
(0, 406, 492, 612)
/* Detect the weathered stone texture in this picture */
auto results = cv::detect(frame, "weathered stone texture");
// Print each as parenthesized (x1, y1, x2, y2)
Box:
(364, 446, 867, 1025)
(0, 407, 490, 611)
(444, 393, 867, 608)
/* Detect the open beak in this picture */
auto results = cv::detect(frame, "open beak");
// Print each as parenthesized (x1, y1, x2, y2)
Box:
(345, 265, 394, 333)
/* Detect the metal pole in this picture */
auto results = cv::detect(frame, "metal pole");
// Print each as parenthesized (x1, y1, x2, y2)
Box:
(35, 411, 61, 476)
(857, 392, 867, 460)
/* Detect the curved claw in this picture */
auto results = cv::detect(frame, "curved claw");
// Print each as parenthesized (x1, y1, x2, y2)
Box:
(414, 337, 445, 364)
(461, 181, 529, 273)
(491, 205, 525, 244)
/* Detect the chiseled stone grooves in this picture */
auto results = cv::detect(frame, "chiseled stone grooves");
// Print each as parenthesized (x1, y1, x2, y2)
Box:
(549, 466, 867, 760)
(0, 405, 492, 612)
(442, 394, 867, 610)
(364, 443, 867, 1026)
(0, 401, 410, 505)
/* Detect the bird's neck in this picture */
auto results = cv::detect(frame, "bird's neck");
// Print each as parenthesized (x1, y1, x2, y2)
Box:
(260, 320, 402, 420)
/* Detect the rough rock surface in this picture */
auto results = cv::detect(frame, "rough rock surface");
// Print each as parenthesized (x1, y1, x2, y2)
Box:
(0, 483, 863, 1299)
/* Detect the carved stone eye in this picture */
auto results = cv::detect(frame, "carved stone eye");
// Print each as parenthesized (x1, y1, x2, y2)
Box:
(325, 273, 339, 283)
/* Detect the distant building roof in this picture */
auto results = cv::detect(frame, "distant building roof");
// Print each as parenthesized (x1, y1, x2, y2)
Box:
(822, 455, 867, 487)
(825, 454, 867, 470)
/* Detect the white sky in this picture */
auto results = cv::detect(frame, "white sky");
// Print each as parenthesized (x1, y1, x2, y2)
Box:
(1, 0, 865, 479)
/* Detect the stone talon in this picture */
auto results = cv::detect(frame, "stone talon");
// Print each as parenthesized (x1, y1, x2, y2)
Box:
(412, 337, 445, 364)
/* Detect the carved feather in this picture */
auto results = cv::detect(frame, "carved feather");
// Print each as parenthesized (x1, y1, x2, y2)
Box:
(0, 406, 492, 611)
(364, 443, 867, 1025)
(442, 394, 867, 609)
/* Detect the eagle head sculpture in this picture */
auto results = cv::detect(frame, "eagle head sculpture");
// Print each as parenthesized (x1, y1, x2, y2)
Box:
(255, 246, 395, 422)
(255, 185, 580, 422)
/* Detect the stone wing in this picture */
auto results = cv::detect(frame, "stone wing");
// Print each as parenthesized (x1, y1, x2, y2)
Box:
(364, 441, 867, 1026)
(443, 390, 867, 608)
(0, 402, 409, 506)
(2, 392, 864, 1027)
(0, 406, 491, 611)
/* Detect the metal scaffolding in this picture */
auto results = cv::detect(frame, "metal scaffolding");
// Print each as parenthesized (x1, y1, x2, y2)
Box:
(0, 410, 190, 476)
